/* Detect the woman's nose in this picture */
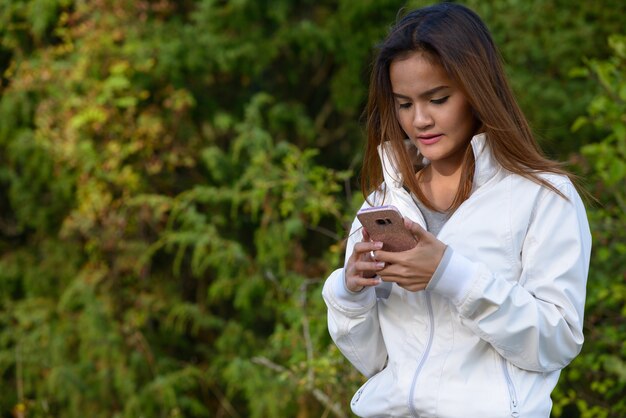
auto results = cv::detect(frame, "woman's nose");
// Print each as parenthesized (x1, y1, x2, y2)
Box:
(413, 105, 433, 130)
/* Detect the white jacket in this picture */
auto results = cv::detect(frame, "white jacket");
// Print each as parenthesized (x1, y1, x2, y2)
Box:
(322, 134, 591, 418)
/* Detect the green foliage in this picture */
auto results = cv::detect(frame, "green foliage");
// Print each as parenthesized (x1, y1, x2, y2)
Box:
(0, 0, 375, 416)
(453, 0, 626, 156)
(0, 0, 625, 417)
(552, 34, 626, 418)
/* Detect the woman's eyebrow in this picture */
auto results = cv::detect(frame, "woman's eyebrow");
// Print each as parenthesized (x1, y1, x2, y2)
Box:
(392, 85, 450, 100)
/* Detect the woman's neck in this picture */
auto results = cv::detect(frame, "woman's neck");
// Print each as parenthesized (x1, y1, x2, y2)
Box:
(417, 162, 464, 212)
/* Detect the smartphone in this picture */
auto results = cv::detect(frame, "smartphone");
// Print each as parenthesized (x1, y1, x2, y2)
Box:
(356, 205, 417, 252)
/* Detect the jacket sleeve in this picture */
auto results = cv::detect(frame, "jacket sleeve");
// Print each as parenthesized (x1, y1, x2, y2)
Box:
(322, 211, 389, 377)
(429, 180, 591, 372)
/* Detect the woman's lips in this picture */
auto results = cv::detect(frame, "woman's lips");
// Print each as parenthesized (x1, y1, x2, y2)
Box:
(417, 134, 443, 145)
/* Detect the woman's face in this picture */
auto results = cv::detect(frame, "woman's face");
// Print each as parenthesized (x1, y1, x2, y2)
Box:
(390, 51, 476, 173)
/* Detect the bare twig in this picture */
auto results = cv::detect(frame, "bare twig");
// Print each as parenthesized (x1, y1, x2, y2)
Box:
(208, 383, 241, 418)
(314, 100, 334, 133)
(300, 281, 315, 385)
(248, 279, 348, 418)
(15, 342, 25, 418)
(251, 356, 348, 418)
(307, 224, 341, 241)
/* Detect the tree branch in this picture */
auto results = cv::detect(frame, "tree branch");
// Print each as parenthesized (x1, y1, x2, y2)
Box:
(251, 356, 348, 418)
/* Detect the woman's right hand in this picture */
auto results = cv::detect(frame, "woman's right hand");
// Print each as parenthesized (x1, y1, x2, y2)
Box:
(344, 229, 386, 292)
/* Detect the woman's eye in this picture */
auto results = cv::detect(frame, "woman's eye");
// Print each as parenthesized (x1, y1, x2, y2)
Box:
(398, 102, 412, 109)
(431, 96, 449, 105)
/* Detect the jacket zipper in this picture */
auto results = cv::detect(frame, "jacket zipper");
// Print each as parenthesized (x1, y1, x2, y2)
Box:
(408, 292, 435, 417)
(500, 357, 520, 417)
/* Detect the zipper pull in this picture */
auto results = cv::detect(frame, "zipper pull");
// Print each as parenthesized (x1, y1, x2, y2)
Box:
(511, 398, 520, 417)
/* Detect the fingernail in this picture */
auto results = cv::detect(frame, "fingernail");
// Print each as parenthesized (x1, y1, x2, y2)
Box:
(374, 241, 383, 249)
(376, 262, 385, 269)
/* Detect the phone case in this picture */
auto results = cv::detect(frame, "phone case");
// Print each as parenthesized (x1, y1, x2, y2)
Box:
(356, 205, 417, 252)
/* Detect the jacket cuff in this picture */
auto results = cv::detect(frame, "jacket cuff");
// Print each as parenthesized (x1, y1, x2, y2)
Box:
(330, 268, 377, 311)
(428, 247, 477, 305)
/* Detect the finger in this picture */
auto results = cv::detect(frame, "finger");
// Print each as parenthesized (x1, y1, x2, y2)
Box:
(378, 262, 412, 280)
(379, 270, 429, 290)
(370, 249, 404, 264)
(404, 217, 428, 238)
(355, 259, 386, 274)
(353, 276, 382, 288)
(353, 240, 383, 257)
(344, 273, 381, 292)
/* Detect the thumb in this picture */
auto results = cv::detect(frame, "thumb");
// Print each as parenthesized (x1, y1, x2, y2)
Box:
(404, 217, 428, 239)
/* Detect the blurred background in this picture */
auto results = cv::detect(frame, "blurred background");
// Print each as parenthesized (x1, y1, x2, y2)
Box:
(0, 0, 625, 417)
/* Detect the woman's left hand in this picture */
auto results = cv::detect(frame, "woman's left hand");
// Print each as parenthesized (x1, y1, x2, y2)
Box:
(374, 218, 447, 292)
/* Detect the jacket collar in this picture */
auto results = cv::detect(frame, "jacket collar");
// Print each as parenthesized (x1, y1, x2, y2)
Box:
(377, 133, 500, 192)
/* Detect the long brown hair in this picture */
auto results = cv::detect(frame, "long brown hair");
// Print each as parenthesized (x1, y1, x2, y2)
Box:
(362, 3, 572, 210)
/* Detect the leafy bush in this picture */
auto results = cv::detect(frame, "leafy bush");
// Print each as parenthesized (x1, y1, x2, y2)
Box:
(552, 34, 626, 418)
(0, 1, 386, 416)
(0, 1, 625, 417)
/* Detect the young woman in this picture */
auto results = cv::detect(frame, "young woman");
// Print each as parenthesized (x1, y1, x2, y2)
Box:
(322, 3, 591, 417)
